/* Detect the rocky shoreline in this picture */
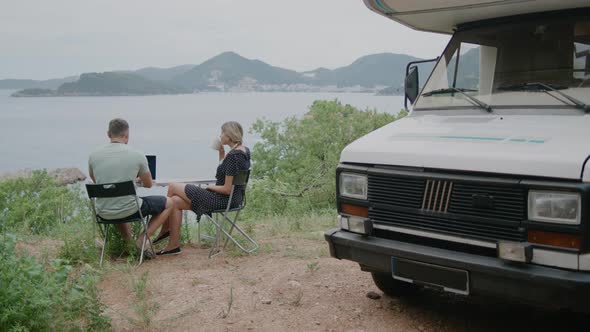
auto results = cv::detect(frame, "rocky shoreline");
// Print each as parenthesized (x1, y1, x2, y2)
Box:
(0, 168, 87, 185)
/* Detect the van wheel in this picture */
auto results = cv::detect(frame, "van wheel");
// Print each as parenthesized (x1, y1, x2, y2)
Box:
(371, 272, 419, 297)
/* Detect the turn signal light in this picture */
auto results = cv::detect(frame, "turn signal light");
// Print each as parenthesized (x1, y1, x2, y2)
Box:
(340, 203, 369, 218)
(527, 230, 582, 250)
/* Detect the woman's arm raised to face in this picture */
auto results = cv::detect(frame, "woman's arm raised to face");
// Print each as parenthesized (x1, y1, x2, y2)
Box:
(218, 145, 226, 162)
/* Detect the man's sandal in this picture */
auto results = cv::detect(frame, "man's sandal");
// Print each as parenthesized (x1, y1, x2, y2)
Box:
(156, 247, 181, 256)
(153, 231, 170, 244)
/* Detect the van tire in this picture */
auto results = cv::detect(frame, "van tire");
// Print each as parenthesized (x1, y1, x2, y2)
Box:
(371, 272, 419, 297)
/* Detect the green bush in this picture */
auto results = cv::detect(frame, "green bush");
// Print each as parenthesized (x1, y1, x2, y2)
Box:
(0, 171, 91, 235)
(102, 222, 143, 260)
(247, 100, 406, 215)
(0, 171, 106, 263)
(0, 234, 111, 331)
(0, 172, 116, 329)
(58, 220, 100, 265)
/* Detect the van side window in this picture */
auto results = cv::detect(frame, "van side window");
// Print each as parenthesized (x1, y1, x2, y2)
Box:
(424, 42, 489, 95)
(574, 23, 590, 84)
(446, 43, 482, 91)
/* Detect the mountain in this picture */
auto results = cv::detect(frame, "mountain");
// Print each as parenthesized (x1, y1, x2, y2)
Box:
(374, 56, 437, 95)
(306, 53, 424, 87)
(168, 52, 437, 92)
(7, 51, 465, 96)
(132, 64, 195, 81)
(171, 52, 303, 90)
(0, 76, 78, 90)
(53, 72, 189, 96)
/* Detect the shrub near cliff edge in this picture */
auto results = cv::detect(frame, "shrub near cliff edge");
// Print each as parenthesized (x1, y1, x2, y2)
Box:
(0, 234, 111, 331)
(0, 171, 100, 264)
(248, 100, 406, 215)
(0, 171, 88, 234)
(0, 171, 91, 235)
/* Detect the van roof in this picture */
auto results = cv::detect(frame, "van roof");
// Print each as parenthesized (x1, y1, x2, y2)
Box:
(363, 0, 590, 34)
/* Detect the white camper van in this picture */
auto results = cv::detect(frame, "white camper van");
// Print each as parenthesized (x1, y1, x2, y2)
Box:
(325, 0, 590, 308)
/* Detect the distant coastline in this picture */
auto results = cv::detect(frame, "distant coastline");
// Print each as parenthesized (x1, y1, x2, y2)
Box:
(11, 89, 189, 98)
(0, 168, 86, 185)
(11, 88, 57, 97)
(9, 87, 399, 97)
(2, 50, 473, 98)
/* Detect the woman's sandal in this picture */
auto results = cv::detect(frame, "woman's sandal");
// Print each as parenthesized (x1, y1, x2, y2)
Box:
(152, 231, 170, 244)
(156, 247, 181, 256)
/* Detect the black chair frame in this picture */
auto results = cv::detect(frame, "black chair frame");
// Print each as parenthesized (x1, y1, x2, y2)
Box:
(201, 169, 258, 258)
(86, 181, 155, 266)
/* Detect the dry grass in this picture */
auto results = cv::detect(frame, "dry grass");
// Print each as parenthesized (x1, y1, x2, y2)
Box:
(129, 271, 159, 330)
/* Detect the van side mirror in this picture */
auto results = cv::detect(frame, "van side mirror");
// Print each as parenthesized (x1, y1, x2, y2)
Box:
(403, 57, 438, 110)
(405, 66, 419, 105)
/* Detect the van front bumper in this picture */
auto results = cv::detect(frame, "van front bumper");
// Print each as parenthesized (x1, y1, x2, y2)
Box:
(325, 228, 590, 308)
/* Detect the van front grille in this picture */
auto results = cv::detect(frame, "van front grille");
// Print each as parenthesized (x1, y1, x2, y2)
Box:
(421, 179, 453, 213)
(367, 173, 527, 242)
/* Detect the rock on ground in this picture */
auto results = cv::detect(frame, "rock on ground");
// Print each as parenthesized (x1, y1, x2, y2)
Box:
(366, 291, 381, 300)
(0, 168, 87, 185)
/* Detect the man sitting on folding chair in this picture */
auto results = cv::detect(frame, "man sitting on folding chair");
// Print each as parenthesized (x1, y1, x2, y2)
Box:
(88, 118, 174, 263)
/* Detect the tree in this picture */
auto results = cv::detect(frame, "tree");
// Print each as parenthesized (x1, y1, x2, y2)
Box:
(248, 100, 407, 215)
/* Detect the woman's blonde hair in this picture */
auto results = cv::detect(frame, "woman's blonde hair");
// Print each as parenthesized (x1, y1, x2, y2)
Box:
(221, 121, 243, 145)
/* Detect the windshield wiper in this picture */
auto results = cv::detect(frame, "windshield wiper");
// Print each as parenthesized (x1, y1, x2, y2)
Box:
(422, 88, 492, 112)
(497, 82, 569, 91)
(498, 82, 590, 112)
(422, 88, 478, 95)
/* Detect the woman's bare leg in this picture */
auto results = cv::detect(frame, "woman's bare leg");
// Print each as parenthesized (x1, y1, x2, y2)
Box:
(166, 209, 183, 251)
(135, 197, 175, 249)
(154, 183, 191, 239)
(162, 195, 191, 251)
(153, 220, 170, 240)
(167, 183, 191, 202)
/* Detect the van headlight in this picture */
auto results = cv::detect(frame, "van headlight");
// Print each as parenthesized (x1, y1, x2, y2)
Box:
(528, 191, 581, 225)
(339, 173, 368, 200)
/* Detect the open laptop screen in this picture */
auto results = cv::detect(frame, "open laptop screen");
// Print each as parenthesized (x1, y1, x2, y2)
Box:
(146, 155, 156, 180)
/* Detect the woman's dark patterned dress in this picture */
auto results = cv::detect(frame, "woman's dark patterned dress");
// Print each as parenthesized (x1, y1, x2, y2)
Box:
(184, 147, 251, 220)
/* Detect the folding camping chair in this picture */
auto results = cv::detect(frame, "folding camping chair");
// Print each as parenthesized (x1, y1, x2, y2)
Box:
(202, 169, 258, 258)
(86, 181, 155, 267)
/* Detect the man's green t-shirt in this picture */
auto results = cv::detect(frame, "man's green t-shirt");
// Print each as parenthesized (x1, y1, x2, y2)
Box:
(88, 143, 149, 219)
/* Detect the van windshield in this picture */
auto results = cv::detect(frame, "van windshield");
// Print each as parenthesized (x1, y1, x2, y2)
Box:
(414, 15, 590, 110)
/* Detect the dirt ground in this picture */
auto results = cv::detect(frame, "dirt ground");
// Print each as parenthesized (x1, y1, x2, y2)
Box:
(98, 236, 590, 332)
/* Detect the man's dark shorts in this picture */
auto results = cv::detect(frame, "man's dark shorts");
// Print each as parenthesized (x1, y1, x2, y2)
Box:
(140, 196, 167, 217)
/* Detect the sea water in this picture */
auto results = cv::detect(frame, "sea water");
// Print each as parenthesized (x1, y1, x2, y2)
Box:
(0, 90, 403, 180)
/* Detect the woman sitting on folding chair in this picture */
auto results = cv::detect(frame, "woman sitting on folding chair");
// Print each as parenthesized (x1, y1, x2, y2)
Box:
(154, 121, 251, 255)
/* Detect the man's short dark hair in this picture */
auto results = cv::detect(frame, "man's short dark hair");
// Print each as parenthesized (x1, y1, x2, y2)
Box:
(108, 118, 129, 137)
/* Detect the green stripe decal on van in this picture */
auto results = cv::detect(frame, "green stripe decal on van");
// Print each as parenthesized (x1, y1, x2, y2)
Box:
(437, 135, 503, 141)
(393, 134, 546, 144)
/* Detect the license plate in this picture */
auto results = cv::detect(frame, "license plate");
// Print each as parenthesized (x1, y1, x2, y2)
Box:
(392, 257, 469, 295)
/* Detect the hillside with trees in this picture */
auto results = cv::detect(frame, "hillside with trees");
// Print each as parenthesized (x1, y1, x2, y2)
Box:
(11, 72, 190, 97)
(172, 52, 303, 90)
(57, 72, 189, 96)
(7, 51, 479, 96)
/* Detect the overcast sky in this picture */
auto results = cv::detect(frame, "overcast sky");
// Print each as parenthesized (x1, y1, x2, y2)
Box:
(1, 0, 449, 80)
